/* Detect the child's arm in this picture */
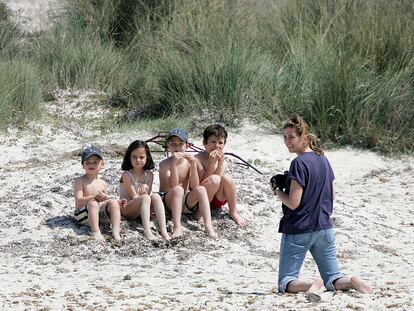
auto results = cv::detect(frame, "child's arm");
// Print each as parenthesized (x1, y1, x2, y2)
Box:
(205, 151, 218, 177)
(146, 171, 154, 193)
(200, 150, 226, 180)
(184, 154, 199, 190)
(73, 178, 97, 208)
(168, 154, 181, 188)
(121, 172, 140, 199)
(214, 151, 226, 177)
(136, 171, 153, 195)
(94, 180, 109, 202)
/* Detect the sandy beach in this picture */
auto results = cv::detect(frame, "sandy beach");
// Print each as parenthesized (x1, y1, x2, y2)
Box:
(2, 2, 414, 310)
(0, 90, 413, 310)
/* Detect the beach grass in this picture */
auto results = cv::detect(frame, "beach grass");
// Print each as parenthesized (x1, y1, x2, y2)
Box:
(0, 59, 42, 129)
(0, 0, 413, 153)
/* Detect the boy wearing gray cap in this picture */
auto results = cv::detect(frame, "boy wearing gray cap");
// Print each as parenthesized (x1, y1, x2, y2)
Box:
(73, 145, 123, 243)
(159, 128, 218, 238)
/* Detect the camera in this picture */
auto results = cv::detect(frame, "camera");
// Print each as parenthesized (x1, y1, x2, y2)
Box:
(270, 171, 288, 191)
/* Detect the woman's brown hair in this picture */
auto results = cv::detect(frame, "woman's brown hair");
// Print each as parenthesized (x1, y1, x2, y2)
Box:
(283, 113, 324, 155)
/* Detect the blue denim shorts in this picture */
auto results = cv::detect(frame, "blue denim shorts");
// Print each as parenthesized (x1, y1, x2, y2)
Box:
(278, 228, 344, 293)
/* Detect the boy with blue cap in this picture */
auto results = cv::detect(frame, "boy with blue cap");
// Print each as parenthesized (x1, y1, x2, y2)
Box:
(73, 145, 123, 243)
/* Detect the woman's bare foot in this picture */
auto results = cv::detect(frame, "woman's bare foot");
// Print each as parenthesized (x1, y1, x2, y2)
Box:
(91, 232, 106, 244)
(305, 278, 323, 302)
(351, 276, 373, 294)
(307, 278, 324, 294)
(143, 229, 156, 240)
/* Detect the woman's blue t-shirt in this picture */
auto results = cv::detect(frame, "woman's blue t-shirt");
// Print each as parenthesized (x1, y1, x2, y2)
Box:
(278, 151, 335, 234)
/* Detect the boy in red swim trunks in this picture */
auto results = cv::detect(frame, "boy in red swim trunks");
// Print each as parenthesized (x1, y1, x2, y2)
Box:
(195, 124, 248, 227)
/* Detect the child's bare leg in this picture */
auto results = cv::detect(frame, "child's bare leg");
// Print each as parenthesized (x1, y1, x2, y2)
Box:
(200, 174, 221, 201)
(221, 174, 248, 227)
(151, 193, 170, 241)
(334, 276, 373, 294)
(190, 187, 218, 238)
(167, 186, 184, 238)
(87, 201, 105, 242)
(138, 194, 155, 240)
(107, 199, 122, 241)
(121, 196, 147, 219)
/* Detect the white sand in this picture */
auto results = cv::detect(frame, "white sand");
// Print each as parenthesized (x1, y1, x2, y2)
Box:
(2, 2, 413, 309)
(0, 90, 413, 310)
(4, 0, 62, 32)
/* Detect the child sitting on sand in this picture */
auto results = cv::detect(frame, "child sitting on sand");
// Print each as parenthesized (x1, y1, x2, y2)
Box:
(159, 128, 218, 238)
(119, 140, 170, 241)
(73, 145, 123, 243)
(195, 124, 248, 227)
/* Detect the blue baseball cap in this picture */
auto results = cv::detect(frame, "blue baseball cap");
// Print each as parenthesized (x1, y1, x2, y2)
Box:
(167, 128, 188, 142)
(81, 146, 103, 163)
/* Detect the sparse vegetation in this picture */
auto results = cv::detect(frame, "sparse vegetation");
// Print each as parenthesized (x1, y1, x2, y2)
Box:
(0, 59, 42, 128)
(0, 0, 413, 153)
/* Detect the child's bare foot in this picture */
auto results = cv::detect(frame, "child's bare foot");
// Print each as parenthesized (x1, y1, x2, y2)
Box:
(161, 231, 171, 241)
(112, 232, 122, 242)
(206, 228, 218, 239)
(143, 229, 156, 240)
(231, 212, 248, 228)
(351, 276, 373, 294)
(171, 227, 182, 239)
(91, 232, 106, 243)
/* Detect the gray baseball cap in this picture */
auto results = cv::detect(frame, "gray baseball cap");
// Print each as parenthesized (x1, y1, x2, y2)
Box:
(81, 146, 103, 163)
(167, 128, 188, 142)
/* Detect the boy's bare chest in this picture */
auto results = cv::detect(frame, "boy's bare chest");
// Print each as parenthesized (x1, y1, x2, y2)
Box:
(83, 179, 106, 195)
(176, 161, 190, 181)
(199, 155, 218, 171)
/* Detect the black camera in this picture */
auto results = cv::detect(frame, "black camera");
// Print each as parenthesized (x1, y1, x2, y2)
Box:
(270, 171, 288, 191)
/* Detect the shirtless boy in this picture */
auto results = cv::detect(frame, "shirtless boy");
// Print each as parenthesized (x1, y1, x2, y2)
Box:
(195, 124, 248, 227)
(73, 145, 123, 242)
(159, 128, 218, 238)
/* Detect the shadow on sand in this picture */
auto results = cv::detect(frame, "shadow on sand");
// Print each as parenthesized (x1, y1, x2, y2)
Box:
(46, 215, 89, 235)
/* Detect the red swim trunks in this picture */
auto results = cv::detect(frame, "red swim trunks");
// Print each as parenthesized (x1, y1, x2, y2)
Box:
(210, 196, 228, 209)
